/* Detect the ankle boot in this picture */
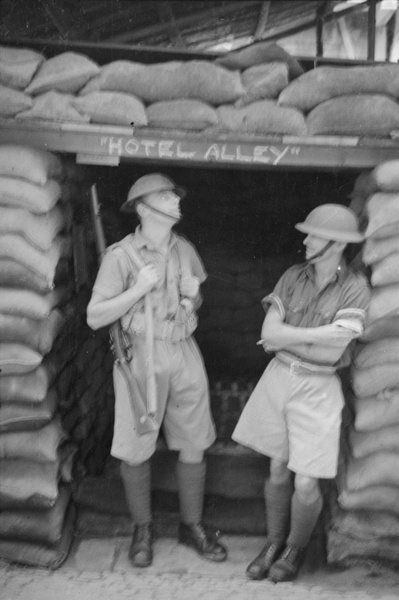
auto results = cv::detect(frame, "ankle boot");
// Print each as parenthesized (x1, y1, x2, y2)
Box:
(268, 545, 306, 583)
(245, 539, 285, 580)
(128, 523, 153, 568)
(178, 522, 227, 562)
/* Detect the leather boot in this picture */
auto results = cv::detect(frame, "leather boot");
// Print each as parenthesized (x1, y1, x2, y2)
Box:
(245, 540, 285, 580)
(178, 522, 227, 562)
(128, 523, 153, 568)
(268, 545, 306, 583)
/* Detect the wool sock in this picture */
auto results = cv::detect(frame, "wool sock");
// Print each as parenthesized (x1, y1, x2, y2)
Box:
(265, 478, 294, 544)
(120, 460, 152, 525)
(286, 490, 323, 548)
(176, 459, 206, 524)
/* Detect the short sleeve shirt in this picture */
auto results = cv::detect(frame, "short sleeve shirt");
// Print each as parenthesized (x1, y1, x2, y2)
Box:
(93, 227, 207, 322)
(262, 261, 371, 367)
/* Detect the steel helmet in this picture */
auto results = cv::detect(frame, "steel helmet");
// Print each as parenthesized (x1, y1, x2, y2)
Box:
(295, 204, 364, 243)
(120, 173, 186, 213)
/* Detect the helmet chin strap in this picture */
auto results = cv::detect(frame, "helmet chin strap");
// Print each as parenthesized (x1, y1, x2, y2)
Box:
(139, 200, 181, 222)
(306, 239, 335, 262)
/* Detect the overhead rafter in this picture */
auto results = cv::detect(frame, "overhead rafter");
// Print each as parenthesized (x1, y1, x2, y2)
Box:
(253, 1, 270, 41)
(107, 1, 260, 44)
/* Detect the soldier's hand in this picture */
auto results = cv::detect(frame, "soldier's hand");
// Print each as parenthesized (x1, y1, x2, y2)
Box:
(136, 264, 159, 294)
(180, 276, 200, 299)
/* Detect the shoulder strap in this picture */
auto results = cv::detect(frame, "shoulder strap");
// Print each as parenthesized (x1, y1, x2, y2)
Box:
(175, 238, 192, 279)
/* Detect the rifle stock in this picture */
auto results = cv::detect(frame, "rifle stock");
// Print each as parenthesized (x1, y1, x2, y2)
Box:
(89, 185, 158, 435)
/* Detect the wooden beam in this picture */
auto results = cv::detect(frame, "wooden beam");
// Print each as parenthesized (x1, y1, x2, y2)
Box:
(368, 0, 377, 60)
(107, 1, 260, 44)
(253, 1, 270, 41)
(386, 10, 397, 61)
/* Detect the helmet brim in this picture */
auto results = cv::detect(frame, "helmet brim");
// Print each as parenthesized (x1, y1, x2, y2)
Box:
(295, 222, 364, 243)
(120, 184, 186, 214)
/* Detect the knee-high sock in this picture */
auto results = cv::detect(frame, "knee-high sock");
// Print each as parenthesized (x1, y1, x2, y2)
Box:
(286, 491, 323, 548)
(120, 460, 151, 525)
(176, 459, 206, 525)
(265, 478, 294, 544)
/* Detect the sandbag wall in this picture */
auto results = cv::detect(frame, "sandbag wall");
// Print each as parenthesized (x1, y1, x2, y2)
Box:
(327, 160, 399, 565)
(0, 144, 113, 568)
(2, 42, 399, 138)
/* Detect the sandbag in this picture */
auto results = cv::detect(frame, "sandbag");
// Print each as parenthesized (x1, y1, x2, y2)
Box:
(353, 389, 399, 431)
(0, 343, 42, 375)
(0, 204, 69, 250)
(16, 90, 90, 123)
(306, 95, 399, 137)
(0, 484, 71, 546)
(147, 99, 218, 130)
(0, 286, 69, 320)
(215, 41, 304, 80)
(366, 283, 399, 323)
(361, 314, 399, 342)
(0, 360, 58, 404)
(346, 452, 399, 491)
(0, 501, 75, 569)
(371, 253, 399, 286)
(350, 170, 378, 201)
(0, 257, 70, 293)
(0, 176, 61, 213)
(216, 100, 307, 135)
(372, 159, 399, 192)
(0, 234, 71, 285)
(25, 52, 100, 95)
(332, 505, 399, 538)
(278, 64, 399, 112)
(339, 486, 399, 516)
(350, 423, 399, 458)
(351, 362, 399, 397)
(0, 418, 66, 462)
(80, 60, 244, 105)
(0, 310, 65, 354)
(0, 389, 57, 433)
(363, 235, 399, 264)
(0, 83, 32, 116)
(327, 528, 399, 565)
(354, 337, 399, 369)
(367, 222, 399, 240)
(0, 46, 45, 89)
(0, 145, 62, 185)
(0, 457, 60, 509)
(235, 62, 289, 107)
(71, 91, 147, 126)
(365, 192, 399, 237)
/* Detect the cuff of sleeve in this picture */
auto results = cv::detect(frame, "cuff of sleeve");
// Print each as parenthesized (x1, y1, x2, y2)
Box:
(262, 293, 285, 320)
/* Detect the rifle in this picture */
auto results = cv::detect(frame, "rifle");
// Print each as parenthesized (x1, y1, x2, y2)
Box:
(89, 184, 158, 435)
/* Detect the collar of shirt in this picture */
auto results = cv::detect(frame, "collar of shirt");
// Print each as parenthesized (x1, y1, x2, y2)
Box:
(133, 225, 178, 253)
(304, 260, 348, 290)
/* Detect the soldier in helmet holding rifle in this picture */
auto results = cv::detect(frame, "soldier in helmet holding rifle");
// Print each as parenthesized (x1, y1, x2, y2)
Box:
(233, 204, 370, 583)
(87, 173, 227, 569)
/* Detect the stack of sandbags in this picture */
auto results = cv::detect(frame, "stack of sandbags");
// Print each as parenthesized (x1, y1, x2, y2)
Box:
(327, 160, 399, 565)
(0, 144, 77, 568)
(214, 41, 307, 136)
(277, 64, 399, 137)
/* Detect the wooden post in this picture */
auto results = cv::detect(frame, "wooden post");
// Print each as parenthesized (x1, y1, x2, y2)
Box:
(367, 0, 377, 61)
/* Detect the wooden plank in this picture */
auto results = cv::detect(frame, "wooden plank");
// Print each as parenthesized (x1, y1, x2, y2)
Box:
(2, 120, 399, 171)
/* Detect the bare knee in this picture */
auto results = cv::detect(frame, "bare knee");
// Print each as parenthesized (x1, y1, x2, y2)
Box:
(269, 458, 290, 485)
(294, 474, 320, 504)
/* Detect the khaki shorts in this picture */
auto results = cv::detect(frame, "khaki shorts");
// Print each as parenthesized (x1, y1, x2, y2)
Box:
(232, 357, 344, 478)
(111, 335, 216, 464)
